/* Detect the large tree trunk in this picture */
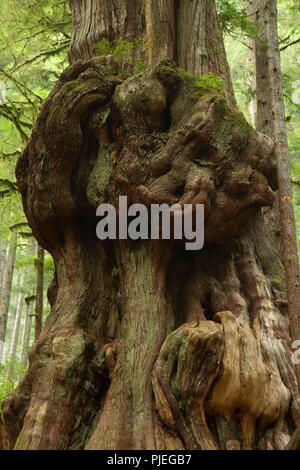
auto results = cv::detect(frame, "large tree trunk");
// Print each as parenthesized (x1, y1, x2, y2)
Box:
(0, 229, 17, 363)
(68, 0, 236, 107)
(1, 0, 299, 450)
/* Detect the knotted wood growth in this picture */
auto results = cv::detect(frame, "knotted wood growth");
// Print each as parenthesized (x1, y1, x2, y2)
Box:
(0, 58, 299, 450)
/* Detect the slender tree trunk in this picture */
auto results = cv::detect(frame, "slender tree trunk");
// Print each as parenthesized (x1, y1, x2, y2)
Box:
(261, 0, 300, 449)
(246, 0, 273, 133)
(0, 230, 17, 363)
(251, 0, 274, 136)
(246, 0, 282, 259)
(7, 272, 26, 381)
(34, 245, 44, 340)
(264, 0, 300, 385)
(20, 295, 35, 372)
(0, 239, 7, 295)
(1, 0, 299, 451)
(5, 284, 20, 362)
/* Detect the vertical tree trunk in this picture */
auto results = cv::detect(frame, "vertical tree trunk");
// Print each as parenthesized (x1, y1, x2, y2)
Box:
(0, 229, 17, 363)
(0, 239, 7, 295)
(175, 0, 236, 106)
(262, 0, 300, 449)
(20, 295, 35, 371)
(68, 0, 145, 66)
(265, 0, 300, 386)
(86, 240, 174, 449)
(252, 0, 273, 136)
(5, 282, 20, 362)
(246, 0, 274, 135)
(246, 0, 282, 259)
(68, 0, 236, 106)
(7, 272, 26, 381)
(34, 245, 44, 340)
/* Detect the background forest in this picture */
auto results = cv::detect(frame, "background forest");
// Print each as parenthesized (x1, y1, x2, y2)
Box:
(0, 0, 299, 406)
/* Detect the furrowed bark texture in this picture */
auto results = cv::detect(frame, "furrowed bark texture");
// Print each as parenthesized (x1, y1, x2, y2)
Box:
(264, 0, 300, 449)
(1, 0, 299, 451)
(247, 0, 282, 263)
(266, 0, 300, 383)
(68, 0, 236, 107)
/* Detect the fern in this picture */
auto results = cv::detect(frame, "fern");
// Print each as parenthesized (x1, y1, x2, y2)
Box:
(194, 73, 223, 93)
(95, 37, 148, 74)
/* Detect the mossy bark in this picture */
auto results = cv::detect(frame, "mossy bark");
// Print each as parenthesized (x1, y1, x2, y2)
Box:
(1, 0, 299, 451)
(68, 0, 236, 107)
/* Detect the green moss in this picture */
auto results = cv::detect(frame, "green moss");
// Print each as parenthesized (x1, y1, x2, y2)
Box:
(270, 264, 285, 294)
(177, 69, 197, 83)
(87, 144, 114, 206)
(14, 431, 27, 449)
(151, 59, 180, 79)
(227, 111, 251, 130)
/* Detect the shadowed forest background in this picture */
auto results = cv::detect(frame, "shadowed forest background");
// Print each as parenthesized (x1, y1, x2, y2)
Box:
(0, 0, 299, 450)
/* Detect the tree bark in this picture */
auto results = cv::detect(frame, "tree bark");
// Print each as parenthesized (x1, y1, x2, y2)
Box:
(246, 0, 282, 259)
(34, 245, 44, 340)
(0, 238, 7, 296)
(263, 0, 300, 449)
(68, 0, 236, 107)
(1, 0, 299, 451)
(0, 229, 17, 363)
(264, 0, 300, 385)
(251, 0, 273, 136)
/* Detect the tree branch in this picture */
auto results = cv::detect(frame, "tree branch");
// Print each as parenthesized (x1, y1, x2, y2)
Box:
(10, 40, 70, 73)
(280, 38, 300, 51)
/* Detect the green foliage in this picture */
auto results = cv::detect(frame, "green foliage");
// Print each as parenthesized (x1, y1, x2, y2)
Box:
(0, 178, 18, 201)
(194, 73, 223, 94)
(222, 0, 300, 252)
(95, 37, 148, 74)
(44, 254, 55, 272)
(291, 160, 300, 185)
(0, 0, 71, 174)
(216, 0, 258, 38)
(0, 3, 60, 374)
(0, 360, 27, 417)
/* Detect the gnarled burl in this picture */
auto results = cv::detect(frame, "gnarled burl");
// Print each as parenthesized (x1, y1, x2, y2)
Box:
(1, 58, 299, 450)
